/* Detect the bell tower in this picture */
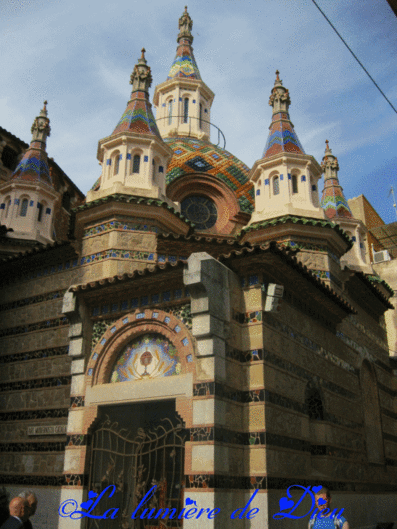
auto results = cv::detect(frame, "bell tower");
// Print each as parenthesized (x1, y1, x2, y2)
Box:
(153, 7, 214, 141)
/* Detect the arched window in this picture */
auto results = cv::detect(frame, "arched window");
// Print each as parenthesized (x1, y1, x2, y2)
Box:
(168, 100, 173, 125)
(183, 98, 189, 123)
(19, 198, 29, 217)
(62, 192, 71, 211)
(306, 388, 324, 420)
(114, 154, 120, 176)
(292, 174, 298, 194)
(37, 203, 43, 222)
(132, 154, 140, 174)
(273, 176, 280, 195)
(199, 103, 203, 129)
(360, 361, 384, 463)
(5, 197, 11, 217)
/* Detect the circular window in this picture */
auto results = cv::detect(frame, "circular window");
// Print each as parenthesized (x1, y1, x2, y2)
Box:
(181, 195, 217, 230)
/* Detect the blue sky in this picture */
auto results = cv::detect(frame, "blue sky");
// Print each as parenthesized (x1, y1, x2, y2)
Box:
(1, 0, 397, 223)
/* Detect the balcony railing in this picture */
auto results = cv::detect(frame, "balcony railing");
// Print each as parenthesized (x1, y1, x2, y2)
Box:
(155, 115, 226, 149)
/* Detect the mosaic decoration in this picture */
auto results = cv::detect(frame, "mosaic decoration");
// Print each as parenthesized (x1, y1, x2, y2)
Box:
(263, 119, 305, 158)
(321, 141, 352, 219)
(165, 137, 254, 213)
(0, 376, 70, 393)
(167, 7, 201, 80)
(83, 220, 159, 238)
(262, 73, 305, 158)
(80, 249, 188, 266)
(0, 289, 66, 312)
(3, 258, 78, 286)
(111, 333, 181, 381)
(112, 94, 161, 137)
(0, 442, 65, 453)
(0, 408, 68, 422)
(0, 317, 68, 338)
(181, 195, 217, 229)
(0, 346, 68, 364)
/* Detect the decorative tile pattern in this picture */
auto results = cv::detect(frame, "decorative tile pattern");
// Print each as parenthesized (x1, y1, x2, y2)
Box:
(3, 258, 78, 286)
(0, 376, 71, 393)
(83, 220, 159, 238)
(0, 346, 69, 365)
(0, 442, 65, 453)
(265, 313, 357, 373)
(66, 434, 87, 446)
(263, 112, 305, 158)
(0, 317, 68, 338)
(0, 408, 69, 422)
(165, 137, 254, 213)
(80, 250, 187, 266)
(0, 289, 66, 312)
(11, 149, 52, 187)
(112, 91, 161, 138)
(70, 396, 85, 408)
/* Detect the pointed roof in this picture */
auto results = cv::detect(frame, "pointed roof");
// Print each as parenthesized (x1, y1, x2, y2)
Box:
(112, 49, 162, 138)
(321, 140, 352, 219)
(167, 6, 201, 80)
(11, 101, 52, 187)
(262, 71, 305, 158)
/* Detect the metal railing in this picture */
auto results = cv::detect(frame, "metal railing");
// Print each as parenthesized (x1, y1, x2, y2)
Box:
(155, 114, 226, 149)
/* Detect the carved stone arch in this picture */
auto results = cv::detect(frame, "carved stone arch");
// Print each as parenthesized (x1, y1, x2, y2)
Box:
(359, 359, 384, 463)
(86, 308, 195, 388)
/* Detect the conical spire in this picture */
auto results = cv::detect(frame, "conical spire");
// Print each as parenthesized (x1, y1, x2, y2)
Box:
(320, 140, 352, 219)
(11, 101, 52, 186)
(262, 71, 305, 158)
(112, 49, 161, 137)
(167, 6, 201, 80)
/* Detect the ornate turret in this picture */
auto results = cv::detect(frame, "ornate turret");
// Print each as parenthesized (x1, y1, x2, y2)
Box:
(0, 102, 59, 244)
(321, 140, 352, 219)
(320, 141, 371, 272)
(11, 101, 52, 186)
(153, 7, 214, 140)
(263, 71, 305, 158)
(86, 49, 176, 207)
(248, 72, 323, 224)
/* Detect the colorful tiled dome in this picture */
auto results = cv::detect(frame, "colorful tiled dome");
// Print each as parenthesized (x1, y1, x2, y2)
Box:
(164, 137, 254, 213)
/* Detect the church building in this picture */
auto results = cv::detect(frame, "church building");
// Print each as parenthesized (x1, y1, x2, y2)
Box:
(0, 8, 396, 529)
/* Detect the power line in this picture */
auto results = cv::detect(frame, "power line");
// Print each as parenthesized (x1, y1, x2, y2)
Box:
(311, 0, 397, 115)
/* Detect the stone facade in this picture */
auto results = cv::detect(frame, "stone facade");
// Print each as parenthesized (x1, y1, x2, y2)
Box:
(0, 8, 396, 529)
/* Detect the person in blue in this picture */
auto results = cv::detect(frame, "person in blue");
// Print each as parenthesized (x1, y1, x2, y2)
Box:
(309, 487, 349, 529)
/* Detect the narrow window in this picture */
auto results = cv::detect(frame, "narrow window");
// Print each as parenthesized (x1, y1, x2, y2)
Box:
(292, 174, 298, 194)
(37, 203, 43, 222)
(20, 198, 28, 217)
(183, 98, 189, 123)
(132, 154, 140, 174)
(168, 100, 173, 125)
(114, 154, 120, 175)
(273, 176, 280, 195)
(5, 198, 11, 217)
(199, 103, 203, 129)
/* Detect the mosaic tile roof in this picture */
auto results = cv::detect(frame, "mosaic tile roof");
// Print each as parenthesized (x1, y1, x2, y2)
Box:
(167, 40, 201, 80)
(11, 102, 52, 187)
(263, 112, 305, 158)
(262, 72, 305, 158)
(11, 142, 52, 186)
(320, 141, 352, 219)
(164, 137, 254, 213)
(167, 7, 201, 80)
(112, 92, 161, 138)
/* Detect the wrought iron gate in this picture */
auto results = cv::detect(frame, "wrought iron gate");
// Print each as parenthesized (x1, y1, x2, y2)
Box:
(87, 415, 187, 529)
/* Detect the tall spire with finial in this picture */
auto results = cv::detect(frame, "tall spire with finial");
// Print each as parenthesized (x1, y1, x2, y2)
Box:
(167, 6, 201, 80)
(11, 101, 52, 186)
(320, 140, 352, 219)
(262, 71, 305, 158)
(112, 49, 161, 137)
